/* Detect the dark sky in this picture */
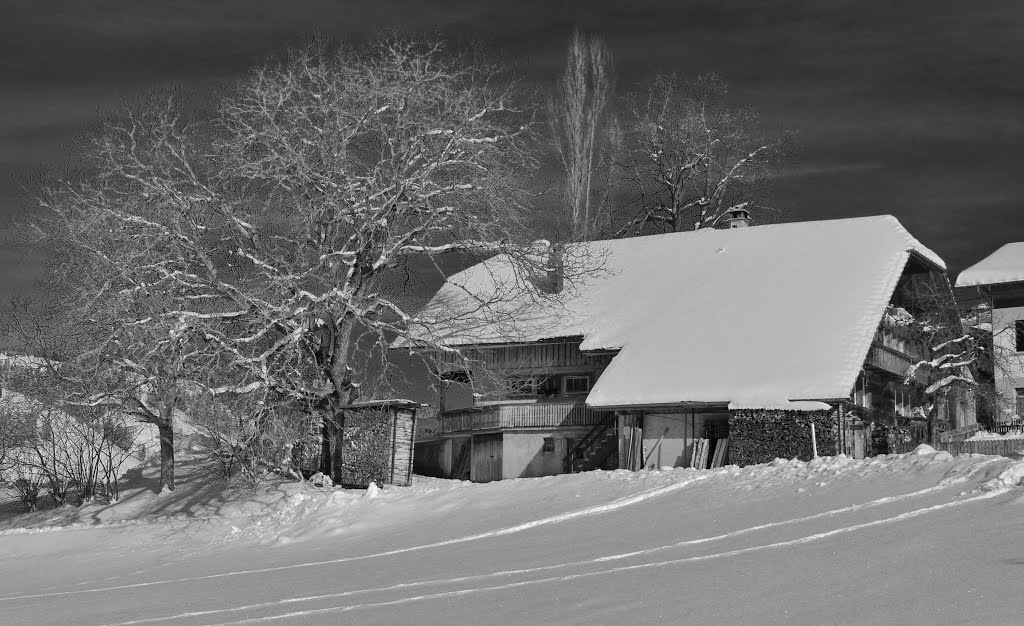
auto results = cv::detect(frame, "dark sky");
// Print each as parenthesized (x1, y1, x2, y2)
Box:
(3, 0, 1024, 297)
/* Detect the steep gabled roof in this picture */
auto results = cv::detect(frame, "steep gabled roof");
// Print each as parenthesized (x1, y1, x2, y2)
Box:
(405, 215, 943, 408)
(956, 242, 1024, 288)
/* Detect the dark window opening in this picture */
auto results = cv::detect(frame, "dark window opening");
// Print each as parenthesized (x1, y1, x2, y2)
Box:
(1016, 321, 1024, 352)
(507, 376, 537, 397)
(1016, 388, 1024, 419)
(440, 370, 474, 412)
(535, 376, 560, 397)
(563, 375, 591, 395)
(442, 370, 471, 384)
(542, 437, 555, 453)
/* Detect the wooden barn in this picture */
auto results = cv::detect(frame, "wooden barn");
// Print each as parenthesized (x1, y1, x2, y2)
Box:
(405, 215, 976, 481)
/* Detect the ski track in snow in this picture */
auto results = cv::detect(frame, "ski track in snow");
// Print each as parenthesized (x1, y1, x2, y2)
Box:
(207, 487, 1011, 625)
(0, 473, 710, 603)
(104, 471, 993, 626)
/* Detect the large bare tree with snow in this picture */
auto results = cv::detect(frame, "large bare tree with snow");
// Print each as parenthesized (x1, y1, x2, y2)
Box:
(20, 35, 556, 488)
(618, 73, 792, 235)
(550, 30, 618, 241)
(209, 37, 550, 477)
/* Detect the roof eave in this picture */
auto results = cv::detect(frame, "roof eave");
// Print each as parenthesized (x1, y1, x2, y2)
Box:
(584, 400, 731, 412)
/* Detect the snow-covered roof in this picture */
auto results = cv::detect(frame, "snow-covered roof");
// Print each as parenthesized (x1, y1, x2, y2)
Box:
(405, 215, 943, 408)
(955, 242, 1024, 288)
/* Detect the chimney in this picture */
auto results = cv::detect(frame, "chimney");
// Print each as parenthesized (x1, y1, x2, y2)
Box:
(723, 207, 751, 229)
(531, 240, 563, 294)
(547, 243, 564, 294)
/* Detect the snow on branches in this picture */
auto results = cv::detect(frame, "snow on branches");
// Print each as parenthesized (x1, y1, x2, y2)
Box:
(24, 35, 565, 488)
(617, 73, 793, 235)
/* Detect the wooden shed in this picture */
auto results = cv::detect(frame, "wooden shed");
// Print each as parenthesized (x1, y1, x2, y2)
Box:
(324, 400, 422, 488)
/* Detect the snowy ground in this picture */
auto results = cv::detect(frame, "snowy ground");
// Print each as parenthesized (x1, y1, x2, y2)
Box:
(2, 448, 1024, 625)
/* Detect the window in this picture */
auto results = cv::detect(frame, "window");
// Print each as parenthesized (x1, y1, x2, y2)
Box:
(542, 437, 555, 453)
(506, 376, 537, 397)
(562, 375, 591, 395)
(1016, 321, 1024, 352)
(1016, 388, 1024, 419)
(535, 376, 559, 397)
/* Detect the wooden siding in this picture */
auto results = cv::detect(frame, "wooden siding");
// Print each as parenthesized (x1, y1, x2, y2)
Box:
(442, 401, 612, 433)
(391, 409, 416, 486)
(933, 439, 1024, 457)
(434, 339, 598, 371)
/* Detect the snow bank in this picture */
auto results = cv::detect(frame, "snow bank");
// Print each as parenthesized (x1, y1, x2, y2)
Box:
(5, 441, 1012, 552)
(982, 460, 1024, 490)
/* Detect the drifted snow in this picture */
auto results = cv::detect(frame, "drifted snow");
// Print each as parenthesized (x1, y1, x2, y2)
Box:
(956, 241, 1024, 287)
(1, 449, 1023, 624)
(407, 215, 942, 408)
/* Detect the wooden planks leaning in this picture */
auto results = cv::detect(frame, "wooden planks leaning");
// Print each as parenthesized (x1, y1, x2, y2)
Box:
(710, 438, 729, 468)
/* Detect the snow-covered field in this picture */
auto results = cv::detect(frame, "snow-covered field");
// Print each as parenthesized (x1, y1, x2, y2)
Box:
(2, 448, 1024, 625)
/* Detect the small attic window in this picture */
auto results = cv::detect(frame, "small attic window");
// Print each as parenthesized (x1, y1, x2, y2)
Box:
(1016, 321, 1024, 352)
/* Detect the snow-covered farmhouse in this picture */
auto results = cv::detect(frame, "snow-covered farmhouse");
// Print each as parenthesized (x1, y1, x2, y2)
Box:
(957, 242, 1024, 422)
(407, 215, 973, 482)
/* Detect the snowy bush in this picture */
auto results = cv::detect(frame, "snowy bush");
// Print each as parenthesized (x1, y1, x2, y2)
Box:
(1, 373, 140, 506)
(11, 473, 43, 511)
(183, 390, 313, 486)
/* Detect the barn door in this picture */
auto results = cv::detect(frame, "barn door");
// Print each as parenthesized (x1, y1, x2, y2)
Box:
(472, 433, 503, 482)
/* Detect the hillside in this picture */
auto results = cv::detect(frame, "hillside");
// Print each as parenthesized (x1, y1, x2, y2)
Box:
(1, 446, 1023, 624)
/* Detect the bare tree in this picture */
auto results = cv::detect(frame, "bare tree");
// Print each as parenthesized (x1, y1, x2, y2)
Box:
(207, 36, 557, 480)
(17, 35, 561, 488)
(0, 359, 140, 505)
(895, 273, 988, 440)
(20, 88, 240, 493)
(618, 73, 792, 235)
(550, 30, 618, 241)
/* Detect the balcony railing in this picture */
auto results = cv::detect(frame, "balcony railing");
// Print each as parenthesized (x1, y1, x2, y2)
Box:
(867, 323, 929, 381)
(441, 400, 613, 433)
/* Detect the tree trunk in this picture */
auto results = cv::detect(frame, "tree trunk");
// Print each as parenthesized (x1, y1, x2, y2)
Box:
(322, 413, 346, 484)
(321, 316, 358, 484)
(157, 418, 175, 492)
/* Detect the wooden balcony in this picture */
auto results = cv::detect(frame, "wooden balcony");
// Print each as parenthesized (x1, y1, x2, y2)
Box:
(866, 323, 929, 382)
(441, 400, 612, 433)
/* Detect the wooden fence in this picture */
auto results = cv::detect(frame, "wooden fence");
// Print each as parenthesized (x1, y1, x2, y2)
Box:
(986, 423, 1024, 436)
(933, 439, 1024, 458)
